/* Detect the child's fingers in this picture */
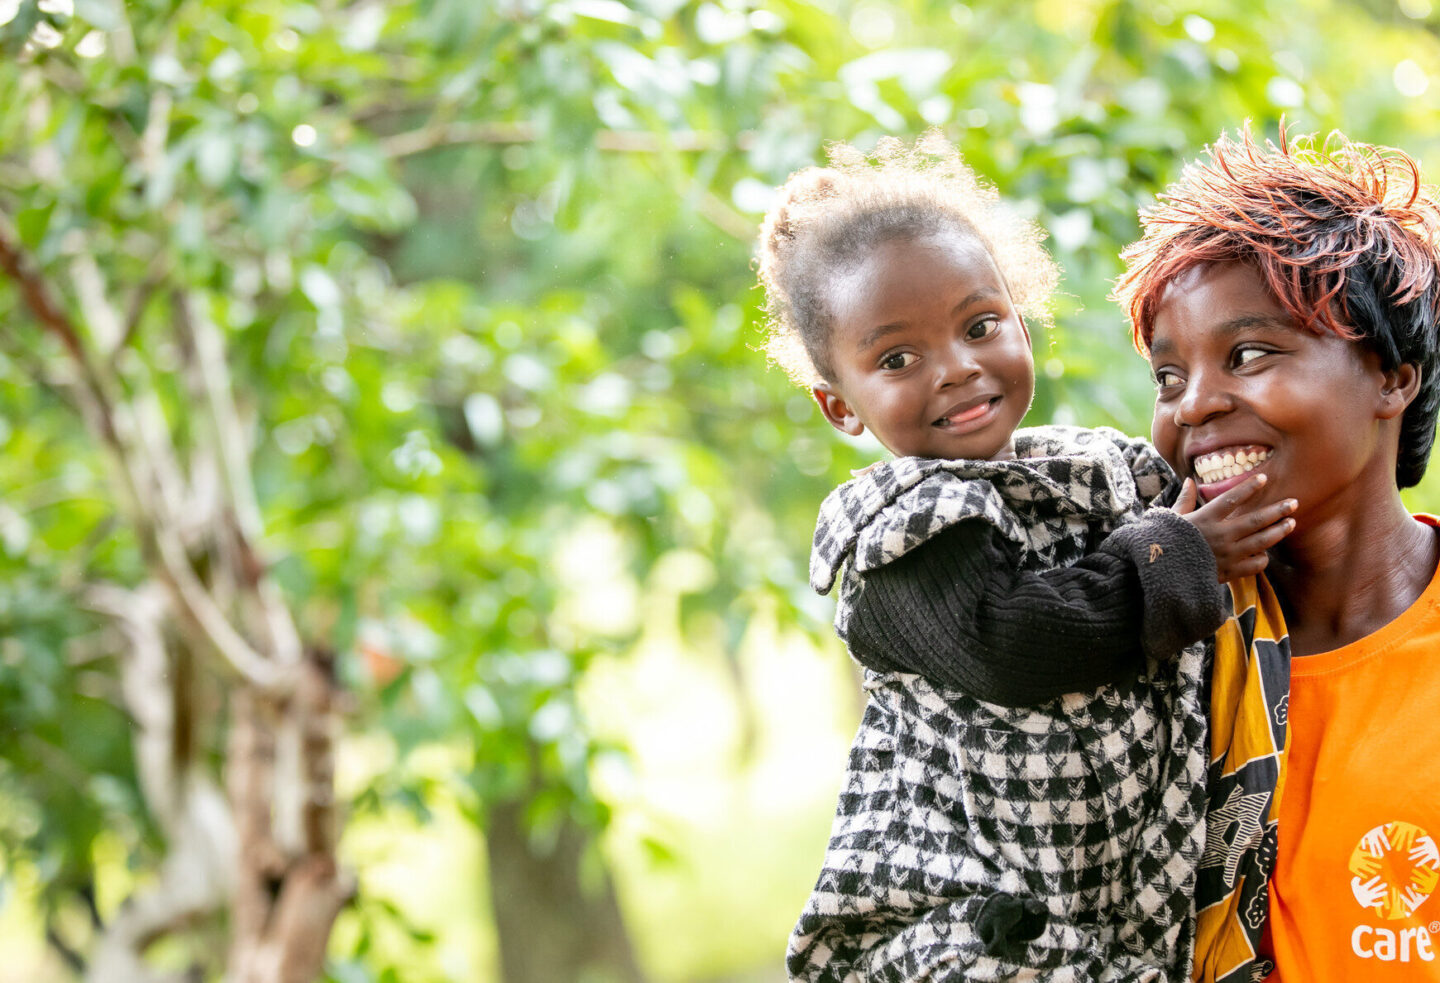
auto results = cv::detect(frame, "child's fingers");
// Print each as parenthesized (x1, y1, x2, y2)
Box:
(1172, 478, 1199, 516)
(1228, 517, 1296, 557)
(1194, 472, 1267, 518)
(1217, 552, 1272, 583)
(1226, 498, 1298, 535)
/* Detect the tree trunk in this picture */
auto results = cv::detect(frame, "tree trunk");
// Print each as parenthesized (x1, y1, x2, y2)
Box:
(227, 655, 352, 983)
(486, 795, 646, 983)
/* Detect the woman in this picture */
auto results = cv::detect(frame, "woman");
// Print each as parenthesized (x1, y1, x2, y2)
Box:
(1115, 128, 1440, 982)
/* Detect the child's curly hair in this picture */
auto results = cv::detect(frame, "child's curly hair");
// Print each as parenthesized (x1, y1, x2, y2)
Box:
(1114, 126, 1440, 488)
(756, 131, 1059, 386)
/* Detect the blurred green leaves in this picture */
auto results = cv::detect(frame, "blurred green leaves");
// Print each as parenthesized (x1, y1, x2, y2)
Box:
(3, 0, 1440, 977)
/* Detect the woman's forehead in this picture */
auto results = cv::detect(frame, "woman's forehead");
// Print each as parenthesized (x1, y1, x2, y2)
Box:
(1154, 262, 1285, 321)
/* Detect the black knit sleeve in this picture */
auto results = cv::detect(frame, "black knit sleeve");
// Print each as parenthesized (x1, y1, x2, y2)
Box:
(842, 509, 1225, 706)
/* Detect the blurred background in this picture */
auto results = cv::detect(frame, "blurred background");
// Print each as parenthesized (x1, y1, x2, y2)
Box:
(3, 0, 1440, 980)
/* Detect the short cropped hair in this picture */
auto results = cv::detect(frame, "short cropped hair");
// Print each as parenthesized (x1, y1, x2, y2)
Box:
(1114, 127, 1440, 488)
(757, 131, 1058, 385)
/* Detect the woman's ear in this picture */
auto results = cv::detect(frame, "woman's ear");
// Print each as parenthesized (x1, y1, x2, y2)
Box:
(812, 384, 865, 436)
(1378, 363, 1422, 420)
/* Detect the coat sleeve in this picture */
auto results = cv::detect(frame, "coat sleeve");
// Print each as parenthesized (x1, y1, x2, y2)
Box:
(1100, 428, 1174, 504)
(841, 509, 1224, 706)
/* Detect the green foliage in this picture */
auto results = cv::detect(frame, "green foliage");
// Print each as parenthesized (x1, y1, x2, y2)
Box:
(4, 0, 1440, 977)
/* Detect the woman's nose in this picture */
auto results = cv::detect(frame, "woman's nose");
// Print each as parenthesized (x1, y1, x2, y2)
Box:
(1174, 373, 1234, 426)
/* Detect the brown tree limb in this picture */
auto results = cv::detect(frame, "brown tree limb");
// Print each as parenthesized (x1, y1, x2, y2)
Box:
(379, 119, 752, 158)
(0, 214, 286, 690)
(0, 214, 91, 367)
(374, 121, 756, 239)
(173, 291, 304, 668)
(83, 587, 235, 983)
(227, 668, 351, 983)
(113, 262, 168, 367)
(46, 921, 87, 974)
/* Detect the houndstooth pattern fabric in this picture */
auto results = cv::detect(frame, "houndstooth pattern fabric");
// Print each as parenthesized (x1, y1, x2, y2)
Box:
(810, 426, 1171, 640)
(789, 426, 1208, 982)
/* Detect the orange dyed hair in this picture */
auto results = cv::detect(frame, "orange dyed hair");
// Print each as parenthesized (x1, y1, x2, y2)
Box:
(1114, 126, 1440, 353)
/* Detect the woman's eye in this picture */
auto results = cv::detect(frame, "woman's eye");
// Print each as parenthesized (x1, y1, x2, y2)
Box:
(1234, 347, 1266, 367)
(879, 351, 916, 371)
(1154, 369, 1182, 389)
(966, 317, 1000, 340)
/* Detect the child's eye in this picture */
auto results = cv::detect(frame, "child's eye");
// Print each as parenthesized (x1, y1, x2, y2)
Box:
(965, 317, 1000, 340)
(879, 351, 917, 371)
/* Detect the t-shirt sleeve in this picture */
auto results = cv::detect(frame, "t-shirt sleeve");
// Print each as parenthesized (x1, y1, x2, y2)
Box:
(842, 509, 1225, 706)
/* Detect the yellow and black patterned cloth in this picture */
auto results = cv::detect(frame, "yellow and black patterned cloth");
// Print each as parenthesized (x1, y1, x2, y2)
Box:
(1192, 575, 1291, 983)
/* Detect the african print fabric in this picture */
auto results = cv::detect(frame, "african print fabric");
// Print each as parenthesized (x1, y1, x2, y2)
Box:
(790, 426, 1210, 981)
(1191, 575, 1290, 983)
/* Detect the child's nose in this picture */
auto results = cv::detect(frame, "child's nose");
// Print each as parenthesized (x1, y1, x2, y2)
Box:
(936, 344, 981, 388)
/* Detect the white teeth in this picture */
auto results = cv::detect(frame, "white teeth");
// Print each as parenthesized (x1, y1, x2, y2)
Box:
(1193, 447, 1271, 484)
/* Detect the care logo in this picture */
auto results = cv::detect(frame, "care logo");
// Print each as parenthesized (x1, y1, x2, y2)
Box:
(1348, 821, 1440, 965)
(1349, 821, 1440, 920)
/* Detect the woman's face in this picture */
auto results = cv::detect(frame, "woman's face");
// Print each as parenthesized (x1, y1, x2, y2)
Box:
(1148, 262, 1400, 521)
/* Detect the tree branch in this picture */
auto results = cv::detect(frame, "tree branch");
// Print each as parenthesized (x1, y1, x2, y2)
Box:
(113, 261, 168, 367)
(173, 291, 304, 668)
(0, 214, 286, 691)
(0, 215, 90, 368)
(373, 121, 756, 239)
(378, 120, 752, 159)
(46, 921, 87, 974)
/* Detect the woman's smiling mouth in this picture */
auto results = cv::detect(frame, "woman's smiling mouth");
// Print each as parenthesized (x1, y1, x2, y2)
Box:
(1192, 445, 1272, 485)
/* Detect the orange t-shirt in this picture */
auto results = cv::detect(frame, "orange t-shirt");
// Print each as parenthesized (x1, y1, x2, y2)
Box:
(1263, 517, 1440, 980)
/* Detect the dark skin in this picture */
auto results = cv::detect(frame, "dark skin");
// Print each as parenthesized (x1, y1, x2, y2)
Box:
(1148, 261, 1437, 656)
(812, 232, 1296, 582)
(1264, 495, 1436, 657)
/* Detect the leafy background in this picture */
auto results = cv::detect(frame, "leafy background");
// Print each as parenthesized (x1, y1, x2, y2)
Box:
(3, 0, 1440, 979)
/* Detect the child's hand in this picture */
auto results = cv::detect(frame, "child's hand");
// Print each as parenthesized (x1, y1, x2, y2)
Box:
(1172, 474, 1297, 583)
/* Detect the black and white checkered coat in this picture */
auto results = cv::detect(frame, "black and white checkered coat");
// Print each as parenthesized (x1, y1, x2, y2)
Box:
(789, 426, 1209, 982)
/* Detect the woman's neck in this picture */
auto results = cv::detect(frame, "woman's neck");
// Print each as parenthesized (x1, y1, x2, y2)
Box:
(1266, 490, 1438, 657)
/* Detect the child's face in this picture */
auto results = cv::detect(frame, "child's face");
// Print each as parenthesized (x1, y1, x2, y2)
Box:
(1148, 261, 1411, 518)
(812, 230, 1035, 461)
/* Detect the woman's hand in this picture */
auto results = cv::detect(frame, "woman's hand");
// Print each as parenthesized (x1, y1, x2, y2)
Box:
(1173, 474, 1297, 583)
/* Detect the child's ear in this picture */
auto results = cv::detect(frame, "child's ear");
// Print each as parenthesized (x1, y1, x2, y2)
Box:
(1018, 314, 1031, 346)
(813, 384, 865, 436)
(1378, 363, 1422, 420)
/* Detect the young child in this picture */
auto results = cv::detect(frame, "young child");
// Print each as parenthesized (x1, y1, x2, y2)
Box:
(759, 134, 1296, 980)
